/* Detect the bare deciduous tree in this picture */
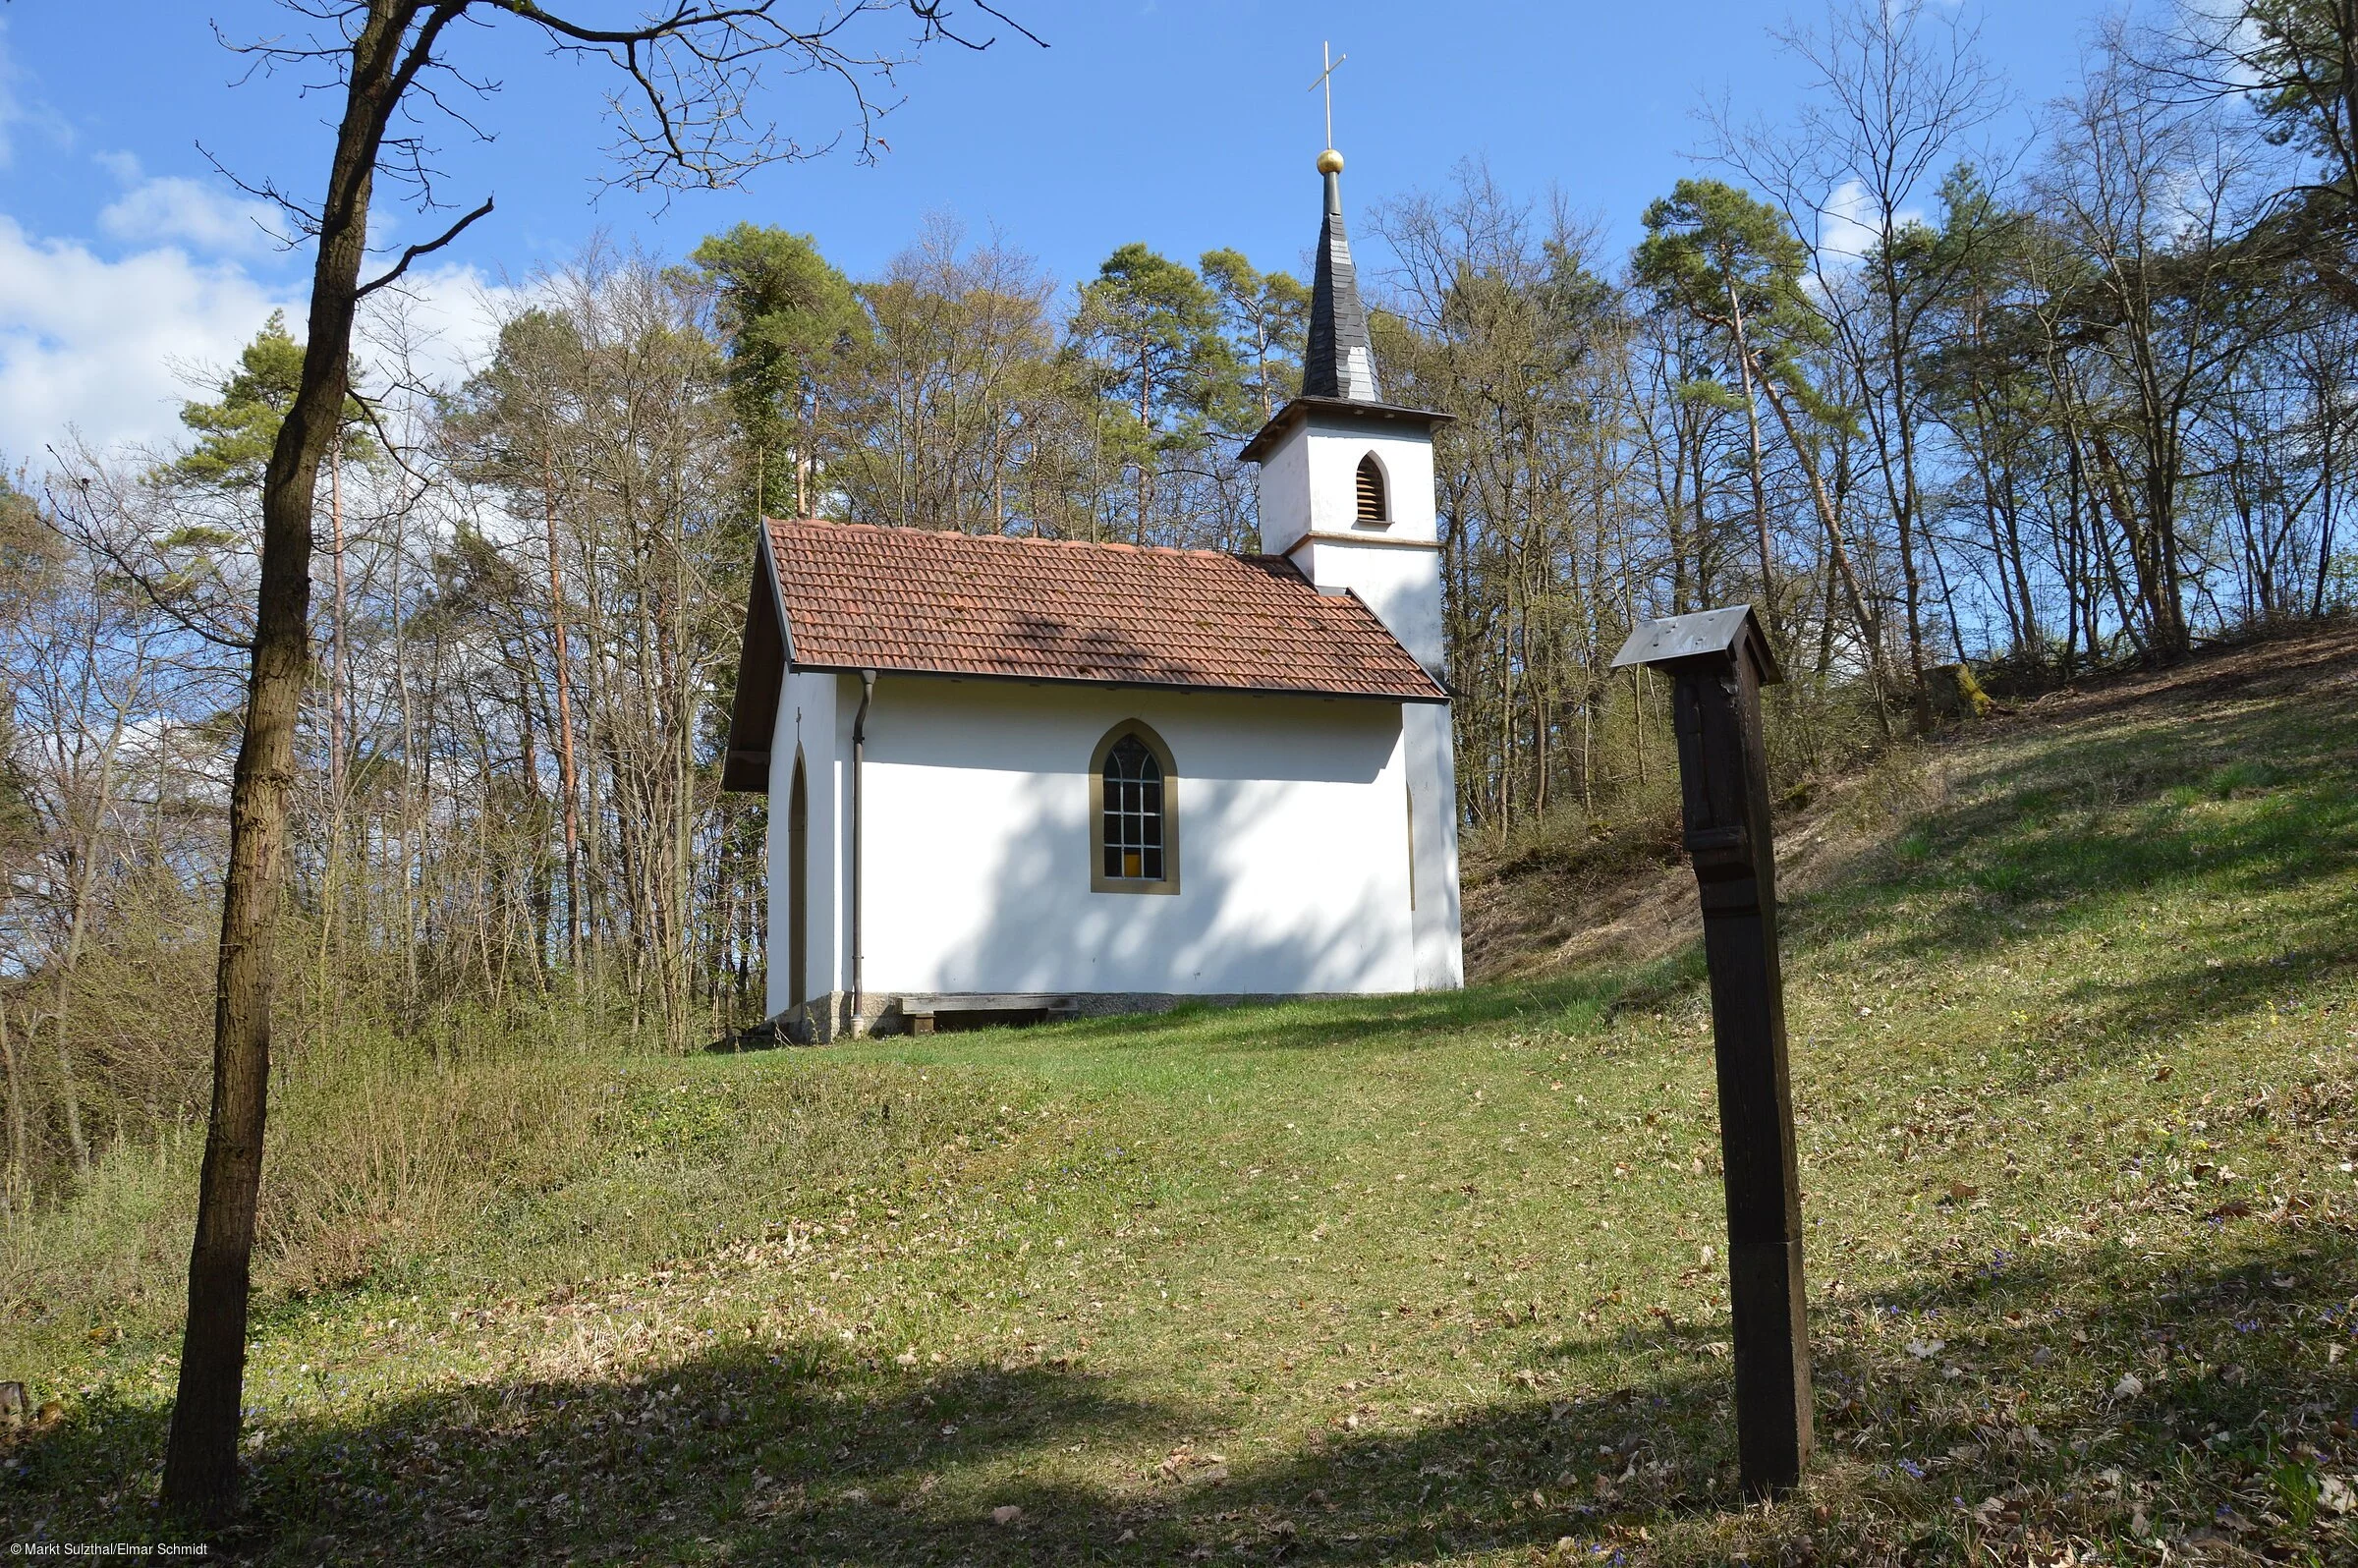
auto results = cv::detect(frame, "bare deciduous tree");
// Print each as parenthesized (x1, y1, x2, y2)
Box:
(160, 0, 1038, 1520)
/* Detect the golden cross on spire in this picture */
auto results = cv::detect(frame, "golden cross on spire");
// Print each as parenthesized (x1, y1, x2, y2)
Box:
(1308, 39, 1347, 152)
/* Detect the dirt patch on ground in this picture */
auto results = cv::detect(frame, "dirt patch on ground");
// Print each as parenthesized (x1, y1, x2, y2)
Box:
(1461, 820, 1688, 982)
(1462, 620, 2358, 983)
(1463, 768, 1890, 983)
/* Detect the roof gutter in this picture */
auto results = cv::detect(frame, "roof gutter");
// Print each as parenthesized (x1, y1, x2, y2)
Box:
(848, 669, 876, 1038)
(784, 663, 1449, 705)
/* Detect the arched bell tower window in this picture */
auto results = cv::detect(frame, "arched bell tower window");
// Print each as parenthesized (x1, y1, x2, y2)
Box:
(1090, 721, 1180, 895)
(1355, 452, 1388, 524)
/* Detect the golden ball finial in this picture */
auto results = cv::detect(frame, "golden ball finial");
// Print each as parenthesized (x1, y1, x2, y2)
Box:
(1317, 147, 1344, 175)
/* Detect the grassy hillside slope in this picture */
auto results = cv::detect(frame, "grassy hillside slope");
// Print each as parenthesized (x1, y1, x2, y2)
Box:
(6, 630, 2358, 1565)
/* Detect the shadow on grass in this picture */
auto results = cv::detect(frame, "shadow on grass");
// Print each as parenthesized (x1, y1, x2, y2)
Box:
(14, 1223, 2356, 1563)
(892, 966, 1672, 1066)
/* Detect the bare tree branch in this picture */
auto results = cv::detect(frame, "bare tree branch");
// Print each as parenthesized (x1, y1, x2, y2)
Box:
(355, 195, 495, 299)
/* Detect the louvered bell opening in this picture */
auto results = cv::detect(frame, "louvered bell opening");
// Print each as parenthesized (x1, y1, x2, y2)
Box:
(1355, 454, 1386, 523)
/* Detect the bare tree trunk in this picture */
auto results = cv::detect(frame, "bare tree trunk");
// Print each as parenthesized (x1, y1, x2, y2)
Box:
(1755, 374, 1886, 700)
(1725, 279, 1777, 614)
(1135, 346, 1152, 545)
(164, 0, 464, 1521)
(393, 515, 423, 1019)
(798, 385, 815, 517)
(50, 677, 140, 1172)
(0, 998, 24, 1212)
(329, 430, 348, 808)
(669, 505, 696, 1053)
(545, 452, 584, 987)
(2317, 354, 2340, 619)
(314, 429, 350, 1038)
(1884, 338, 1933, 733)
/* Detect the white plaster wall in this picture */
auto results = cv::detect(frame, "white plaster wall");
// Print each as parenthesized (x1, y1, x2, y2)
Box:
(1307, 420, 1437, 540)
(1257, 430, 1313, 555)
(1405, 701, 1466, 989)
(1257, 418, 1437, 554)
(1316, 544, 1447, 675)
(853, 678, 1417, 996)
(1238, 411, 1462, 991)
(1252, 418, 1447, 674)
(764, 668, 846, 1016)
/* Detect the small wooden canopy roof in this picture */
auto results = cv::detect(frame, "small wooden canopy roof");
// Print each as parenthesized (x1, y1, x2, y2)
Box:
(1610, 605, 1784, 686)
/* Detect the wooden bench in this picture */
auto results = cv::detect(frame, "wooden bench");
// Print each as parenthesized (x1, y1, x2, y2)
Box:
(895, 993, 1081, 1036)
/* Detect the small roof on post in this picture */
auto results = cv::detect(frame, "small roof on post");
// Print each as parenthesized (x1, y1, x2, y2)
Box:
(1609, 605, 1784, 686)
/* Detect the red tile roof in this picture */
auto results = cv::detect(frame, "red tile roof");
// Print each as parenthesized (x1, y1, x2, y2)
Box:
(759, 519, 1447, 703)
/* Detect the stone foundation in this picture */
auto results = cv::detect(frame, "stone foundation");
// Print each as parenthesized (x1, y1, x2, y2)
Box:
(771, 989, 1354, 1043)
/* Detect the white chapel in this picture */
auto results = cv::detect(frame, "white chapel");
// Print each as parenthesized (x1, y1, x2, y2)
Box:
(722, 148, 1463, 1039)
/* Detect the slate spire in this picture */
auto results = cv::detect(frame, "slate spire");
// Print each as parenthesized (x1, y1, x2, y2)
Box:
(1303, 149, 1382, 404)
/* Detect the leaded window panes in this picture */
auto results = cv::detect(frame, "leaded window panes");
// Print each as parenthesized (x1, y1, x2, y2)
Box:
(1101, 735, 1165, 881)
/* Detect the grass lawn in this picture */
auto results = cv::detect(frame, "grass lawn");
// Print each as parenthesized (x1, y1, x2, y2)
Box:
(6, 632, 2358, 1564)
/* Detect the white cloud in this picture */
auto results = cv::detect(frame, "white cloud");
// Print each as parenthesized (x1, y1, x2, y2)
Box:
(1815, 178, 1929, 272)
(353, 260, 520, 405)
(96, 155, 285, 257)
(1818, 179, 1879, 266)
(0, 215, 300, 463)
(0, 209, 522, 468)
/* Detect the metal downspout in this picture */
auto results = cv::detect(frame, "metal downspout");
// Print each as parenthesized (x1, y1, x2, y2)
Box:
(849, 669, 875, 1037)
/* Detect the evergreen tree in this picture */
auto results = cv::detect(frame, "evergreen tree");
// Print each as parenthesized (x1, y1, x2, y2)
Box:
(172, 312, 307, 489)
(1070, 244, 1238, 541)
(174, 311, 375, 492)
(1635, 179, 1842, 627)
(1200, 249, 1308, 423)
(690, 224, 867, 518)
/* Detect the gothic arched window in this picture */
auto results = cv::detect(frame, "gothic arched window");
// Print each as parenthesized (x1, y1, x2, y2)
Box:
(1355, 452, 1388, 524)
(1090, 722, 1179, 894)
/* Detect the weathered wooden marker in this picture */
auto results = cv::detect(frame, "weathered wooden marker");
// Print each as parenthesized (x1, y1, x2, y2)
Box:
(1609, 605, 1812, 1498)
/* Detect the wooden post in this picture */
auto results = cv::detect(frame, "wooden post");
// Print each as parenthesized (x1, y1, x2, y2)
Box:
(1611, 605, 1811, 1498)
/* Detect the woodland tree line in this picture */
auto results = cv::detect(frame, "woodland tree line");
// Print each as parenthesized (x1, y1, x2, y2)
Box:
(5, 1, 2357, 1207)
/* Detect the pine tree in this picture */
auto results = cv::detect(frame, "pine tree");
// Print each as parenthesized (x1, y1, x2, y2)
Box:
(1200, 249, 1308, 424)
(690, 225, 867, 518)
(1070, 244, 1238, 542)
(172, 312, 307, 490)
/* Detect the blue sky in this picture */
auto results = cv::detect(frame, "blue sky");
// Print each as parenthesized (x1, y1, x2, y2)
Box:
(0, 1, 2129, 461)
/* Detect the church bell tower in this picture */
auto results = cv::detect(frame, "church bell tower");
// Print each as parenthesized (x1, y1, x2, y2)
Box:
(1243, 147, 1453, 674)
(1243, 140, 1463, 989)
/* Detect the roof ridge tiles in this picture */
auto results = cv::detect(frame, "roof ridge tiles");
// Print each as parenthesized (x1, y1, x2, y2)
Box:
(764, 516, 1244, 562)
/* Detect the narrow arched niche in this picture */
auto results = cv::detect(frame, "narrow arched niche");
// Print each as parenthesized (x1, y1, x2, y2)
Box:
(1355, 452, 1389, 525)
